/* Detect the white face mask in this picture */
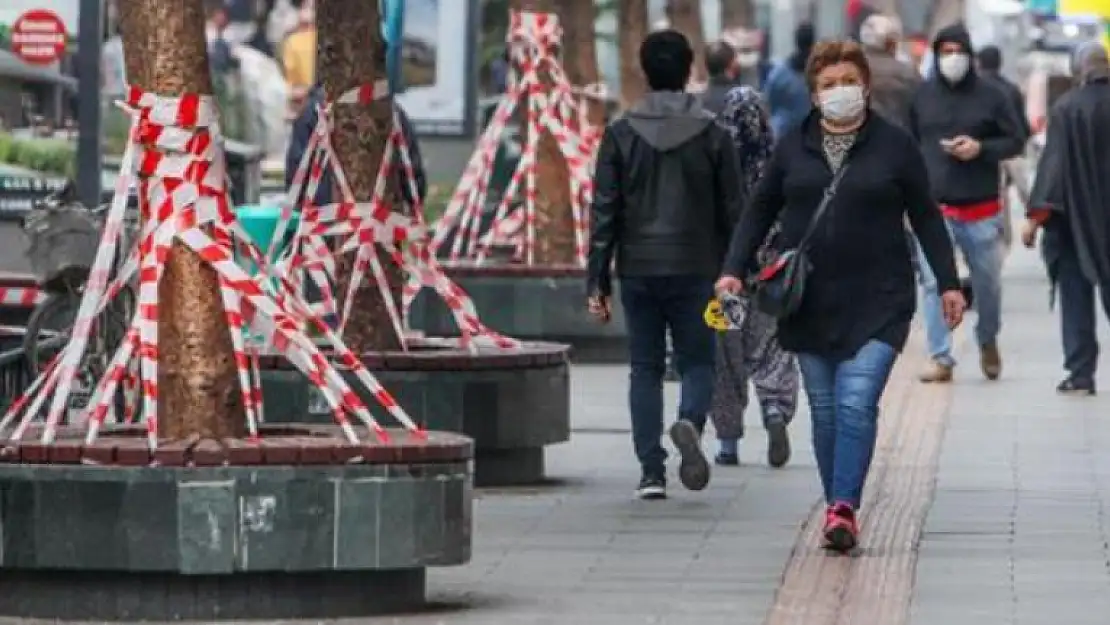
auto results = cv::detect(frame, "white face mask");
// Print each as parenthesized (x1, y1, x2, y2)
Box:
(818, 85, 866, 123)
(938, 53, 970, 82)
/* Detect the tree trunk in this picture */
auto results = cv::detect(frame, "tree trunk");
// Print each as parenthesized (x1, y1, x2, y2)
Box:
(617, 0, 649, 110)
(118, 0, 244, 440)
(559, 0, 605, 128)
(317, 0, 405, 352)
(665, 0, 706, 84)
(512, 0, 576, 266)
(720, 0, 756, 30)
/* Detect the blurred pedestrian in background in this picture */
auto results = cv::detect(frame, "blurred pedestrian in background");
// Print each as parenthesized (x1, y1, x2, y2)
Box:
(764, 23, 815, 140)
(281, 0, 317, 119)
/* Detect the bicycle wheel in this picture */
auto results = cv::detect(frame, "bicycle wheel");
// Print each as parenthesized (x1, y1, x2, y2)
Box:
(23, 287, 137, 422)
(23, 288, 135, 380)
(23, 291, 80, 377)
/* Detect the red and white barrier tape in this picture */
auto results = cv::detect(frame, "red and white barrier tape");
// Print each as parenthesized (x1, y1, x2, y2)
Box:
(0, 86, 424, 448)
(271, 81, 517, 351)
(0, 286, 44, 308)
(429, 10, 599, 267)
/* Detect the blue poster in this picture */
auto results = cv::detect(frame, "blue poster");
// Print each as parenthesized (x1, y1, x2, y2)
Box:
(382, 0, 404, 92)
(1026, 0, 1058, 15)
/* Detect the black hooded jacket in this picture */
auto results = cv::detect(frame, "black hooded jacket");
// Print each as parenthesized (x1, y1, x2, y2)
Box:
(285, 85, 427, 208)
(909, 24, 1027, 206)
(586, 92, 743, 296)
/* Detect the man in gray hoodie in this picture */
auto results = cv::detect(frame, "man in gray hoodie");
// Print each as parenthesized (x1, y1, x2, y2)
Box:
(586, 30, 743, 500)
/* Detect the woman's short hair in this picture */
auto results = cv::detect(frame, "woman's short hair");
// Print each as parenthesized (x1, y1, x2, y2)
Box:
(804, 40, 871, 91)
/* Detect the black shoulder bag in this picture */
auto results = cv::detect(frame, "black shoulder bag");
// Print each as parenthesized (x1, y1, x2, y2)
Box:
(749, 164, 849, 319)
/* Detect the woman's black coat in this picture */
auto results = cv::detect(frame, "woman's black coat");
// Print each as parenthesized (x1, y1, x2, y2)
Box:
(723, 110, 960, 360)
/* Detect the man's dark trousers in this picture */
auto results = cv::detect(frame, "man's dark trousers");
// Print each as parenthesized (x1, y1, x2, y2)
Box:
(1054, 228, 1110, 385)
(620, 275, 716, 479)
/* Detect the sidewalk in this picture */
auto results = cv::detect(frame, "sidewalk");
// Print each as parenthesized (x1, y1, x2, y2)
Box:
(390, 244, 1108, 625)
(910, 246, 1110, 625)
(13, 240, 1099, 625)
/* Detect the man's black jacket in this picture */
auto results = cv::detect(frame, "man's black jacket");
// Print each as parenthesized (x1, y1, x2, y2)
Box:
(285, 85, 427, 208)
(981, 70, 1032, 139)
(586, 91, 743, 297)
(909, 24, 1027, 206)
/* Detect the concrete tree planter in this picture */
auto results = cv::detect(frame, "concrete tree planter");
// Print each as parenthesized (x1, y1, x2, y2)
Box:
(408, 262, 627, 363)
(0, 424, 472, 621)
(258, 338, 571, 487)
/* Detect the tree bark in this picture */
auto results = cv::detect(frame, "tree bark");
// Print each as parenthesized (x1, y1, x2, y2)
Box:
(665, 0, 706, 84)
(720, 0, 756, 30)
(317, 0, 405, 353)
(559, 0, 605, 128)
(617, 0, 649, 110)
(511, 0, 576, 266)
(119, 0, 244, 440)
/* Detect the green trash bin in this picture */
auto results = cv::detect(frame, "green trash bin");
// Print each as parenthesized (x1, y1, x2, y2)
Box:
(233, 204, 300, 271)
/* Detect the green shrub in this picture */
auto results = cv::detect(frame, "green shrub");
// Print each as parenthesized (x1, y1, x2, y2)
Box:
(0, 133, 76, 178)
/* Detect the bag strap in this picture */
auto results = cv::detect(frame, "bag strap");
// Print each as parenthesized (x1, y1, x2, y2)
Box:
(796, 164, 850, 253)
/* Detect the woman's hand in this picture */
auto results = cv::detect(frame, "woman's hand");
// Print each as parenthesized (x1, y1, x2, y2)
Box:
(715, 275, 745, 297)
(940, 289, 967, 329)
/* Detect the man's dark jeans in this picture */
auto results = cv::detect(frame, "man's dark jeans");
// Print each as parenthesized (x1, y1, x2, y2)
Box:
(620, 275, 716, 479)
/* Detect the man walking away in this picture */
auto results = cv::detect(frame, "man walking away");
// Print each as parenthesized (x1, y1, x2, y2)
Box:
(709, 85, 798, 468)
(977, 45, 1031, 139)
(979, 44, 1032, 248)
(1024, 42, 1110, 396)
(859, 14, 919, 130)
(701, 41, 741, 115)
(764, 23, 815, 140)
(587, 30, 743, 500)
(910, 23, 1027, 383)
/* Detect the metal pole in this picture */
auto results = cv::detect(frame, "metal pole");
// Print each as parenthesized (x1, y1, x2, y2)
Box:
(76, 0, 103, 208)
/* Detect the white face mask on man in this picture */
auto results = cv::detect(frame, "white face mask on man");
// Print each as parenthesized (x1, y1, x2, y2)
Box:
(818, 85, 866, 123)
(938, 52, 970, 82)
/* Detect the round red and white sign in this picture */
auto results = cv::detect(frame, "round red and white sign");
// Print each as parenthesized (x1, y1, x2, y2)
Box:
(10, 9, 69, 66)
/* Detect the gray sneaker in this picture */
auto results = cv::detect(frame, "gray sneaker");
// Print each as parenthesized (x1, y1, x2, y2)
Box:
(669, 420, 710, 491)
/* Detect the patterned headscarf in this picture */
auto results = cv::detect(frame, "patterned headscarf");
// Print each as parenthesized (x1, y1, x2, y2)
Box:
(716, 85, 775, 201)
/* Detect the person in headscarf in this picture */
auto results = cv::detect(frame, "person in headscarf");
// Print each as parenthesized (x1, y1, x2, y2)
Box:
(858, 14, 919, 130)
(709, 85, 799, 467)
(764, 23, 815, 139)
(1024, 42, 1110, 395)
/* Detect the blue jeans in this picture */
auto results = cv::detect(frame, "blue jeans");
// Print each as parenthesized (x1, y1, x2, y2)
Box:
(916, 215, 1005, 365)
(797, 340, 898, 508)
(620, 275, 716, 478)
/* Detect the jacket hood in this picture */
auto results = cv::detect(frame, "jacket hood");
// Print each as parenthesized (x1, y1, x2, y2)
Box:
(932, 24, 976, 88)
(626, 91, 715, 151)
(932, 24, 973, 56)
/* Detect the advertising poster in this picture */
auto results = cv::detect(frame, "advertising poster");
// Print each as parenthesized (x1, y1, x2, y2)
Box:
(393, 0, 479, 137)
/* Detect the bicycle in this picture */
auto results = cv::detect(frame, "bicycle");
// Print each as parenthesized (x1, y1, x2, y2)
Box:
(20, 182, 139, 417)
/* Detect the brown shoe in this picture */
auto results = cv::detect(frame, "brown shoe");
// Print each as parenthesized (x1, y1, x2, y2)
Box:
(980, 342, 1002, 380)
(919, 360, 954, 383)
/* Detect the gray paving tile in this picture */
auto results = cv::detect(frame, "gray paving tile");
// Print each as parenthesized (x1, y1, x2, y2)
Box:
(911, 248, 1110, 625)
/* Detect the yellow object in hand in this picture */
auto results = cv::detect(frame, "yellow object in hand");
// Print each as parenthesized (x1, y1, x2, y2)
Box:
(704, 299, 730, 331)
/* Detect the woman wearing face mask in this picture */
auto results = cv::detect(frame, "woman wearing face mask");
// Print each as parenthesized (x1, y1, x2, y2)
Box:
(715, 40, 966, 552)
